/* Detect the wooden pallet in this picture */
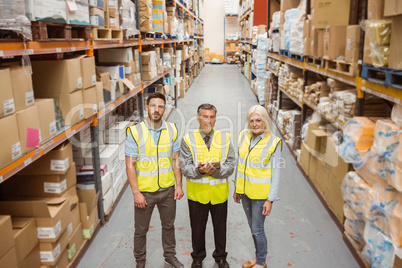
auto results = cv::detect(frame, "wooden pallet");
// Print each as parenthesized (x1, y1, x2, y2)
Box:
(123, 30, 140, 40)
(279, 49, 290, 58)
(361, 64, 402, 89)
(92, 28, 123, 40)
(306, 56, 325, 68)
(289, 52, 304, 62)
(31, 21, 90, 41)
(325, 59, 357, 76)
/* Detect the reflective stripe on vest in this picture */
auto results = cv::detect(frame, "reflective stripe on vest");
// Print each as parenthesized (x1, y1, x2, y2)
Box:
(236, 129, 281, 199)
(184, 129, 230, 205)
(127, 121, 177, 192)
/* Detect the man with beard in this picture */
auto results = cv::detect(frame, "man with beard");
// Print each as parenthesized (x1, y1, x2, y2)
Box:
(180, 103, 236, 268)
(125, 92, 184, 268)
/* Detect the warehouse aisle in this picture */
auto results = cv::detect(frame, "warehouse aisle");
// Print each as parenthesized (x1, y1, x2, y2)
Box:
(77, 65, 359, 268)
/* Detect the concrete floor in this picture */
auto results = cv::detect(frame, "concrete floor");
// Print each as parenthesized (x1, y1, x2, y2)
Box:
(77, 65, 359, 268)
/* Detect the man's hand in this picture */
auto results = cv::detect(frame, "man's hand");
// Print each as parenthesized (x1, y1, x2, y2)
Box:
(198, 162, 216, 176)
(233, 192, 241, 203)
(174, 185, 184, 200)
(262, 201, 272, 216)
(134, 192, 147, 209)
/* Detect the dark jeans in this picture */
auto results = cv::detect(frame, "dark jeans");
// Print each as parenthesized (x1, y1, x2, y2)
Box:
(188, 199, 228, 262)
(134, 187, 176, 262)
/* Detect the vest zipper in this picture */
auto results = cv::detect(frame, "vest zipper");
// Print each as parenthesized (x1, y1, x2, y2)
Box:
(243, 137, 262, 194)
(156, 131, 162, 190)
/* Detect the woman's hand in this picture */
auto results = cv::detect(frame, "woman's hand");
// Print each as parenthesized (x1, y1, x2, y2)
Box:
(262, 201, 272, 216)
(233, 192, 241, 203)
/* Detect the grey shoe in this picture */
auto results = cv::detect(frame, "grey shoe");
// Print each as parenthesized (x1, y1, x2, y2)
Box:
(136, 261, 146, 268)
(165, 256, 184, 268)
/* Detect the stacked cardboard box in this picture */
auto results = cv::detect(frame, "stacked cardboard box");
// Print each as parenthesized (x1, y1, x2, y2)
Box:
(0, 141, 83, 266)
(386, 1, 402, 69)
(133, 49, 141, 87)
(140, 0, 153, 32)
(89, 0, 105, 27)
(77, 189, 100, 240)
(12, 217, 40, 268)
(142, 50, 159, 81)
(0, 216, 19, 268)
(304, 81, 330, 105)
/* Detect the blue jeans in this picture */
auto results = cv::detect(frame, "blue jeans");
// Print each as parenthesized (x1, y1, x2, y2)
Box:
(241, 195, 267, 265)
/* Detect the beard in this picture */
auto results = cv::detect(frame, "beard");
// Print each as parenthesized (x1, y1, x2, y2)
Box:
(149, 112, 162, 123)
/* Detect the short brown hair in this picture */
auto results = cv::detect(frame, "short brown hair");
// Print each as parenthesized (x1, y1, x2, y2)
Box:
(147, 92, 166, 105)
(197, 103, 217, 116)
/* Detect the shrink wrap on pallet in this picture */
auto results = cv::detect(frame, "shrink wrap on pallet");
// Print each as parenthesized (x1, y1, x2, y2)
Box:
(0, 0, 32, 40)
(362, 20, 392, 67)
(121, 0, 140, 38)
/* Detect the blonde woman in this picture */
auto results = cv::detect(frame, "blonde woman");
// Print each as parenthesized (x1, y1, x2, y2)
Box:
(233, 105, 282, 268)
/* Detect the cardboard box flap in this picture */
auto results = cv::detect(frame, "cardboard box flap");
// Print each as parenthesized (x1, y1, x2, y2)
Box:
(11, 217, 32, 229)
(122, 78, 135, 91)
(62, 187, 79, 207)
(46, 197, 67, 205)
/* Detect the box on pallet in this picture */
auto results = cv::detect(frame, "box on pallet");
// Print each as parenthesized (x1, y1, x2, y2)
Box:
(90, 7, 105, 27)
(384, 0, 402, 16)
(345, 25, 361, 63)
(311, 0, 350, 29)
(25, 0, 67, 23)
(323, 26, 347, 60)
(68, 0, 90, 25)
(388, 15, 402, 69)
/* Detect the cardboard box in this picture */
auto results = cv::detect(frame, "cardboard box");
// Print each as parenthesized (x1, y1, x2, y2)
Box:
(388, 15, 402, 69)
(0, 68, 16, 118)
(9, 66, 35, 112)
(0, 215, 15, 258)
(384, 0, 402, 16)
(0, 247, 18, 268)
(0, 197, 70, 243)
(17, 141, 73, 176)
(67, 202, 81, 238)
(280, 0, 300, 11)
(345, 25, 361, 63)
(83, 86, 98, 119)
(4, 163, 77, 198)
(18, 245, 40, 268)
(311, 29, 325, 58)
(68, 0, 90, 25)
(89, 0, 104, 9)
(81, 57, 97, 89)
(36, 99, 57, 142)
(95, 81, 105, 109)
(99, 145, 119, 172)
(103, 188, 114, 214)
(81, 206, 99, 239)
(39, 228, 69, 266)
(67, 224, 83, 261)
(32, 58, 83, 95)
(105, 121, 130, 144)
(0, 114, 21, 168)
(312, 0, 350, 29)
(300, 141, 310, 176)
(96, 65, 124, 80)
(98, 48, 134, 63)
(142, 71, 156, 81)
(367, 0, 385, 19)
(97, 72, 111, 104)
(133, 49, 139, 60)
(16, 104, 41, 154)
(307, 129, 328, 154)
(363, 35, 372, 65)
(90, 7, 105, 27)
(12, 218, 38, 264)
(48, 90, 84, 126)
(323, 26, 347, 60)
(77, 189, 99, 218)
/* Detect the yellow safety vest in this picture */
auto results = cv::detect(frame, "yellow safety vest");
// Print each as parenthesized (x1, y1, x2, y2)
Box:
(236, 129, 282, 199)
(183, 129, 230, 205)
(127, 121, 178, 192)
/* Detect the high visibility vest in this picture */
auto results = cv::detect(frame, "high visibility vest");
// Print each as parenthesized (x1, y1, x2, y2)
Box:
(126, 121, 178, 192)
(236, 129, 282, 200)
(183, 129, 230, 205)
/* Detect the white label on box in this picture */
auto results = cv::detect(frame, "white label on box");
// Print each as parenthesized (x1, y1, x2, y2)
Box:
(77, 77, 83, 88)
(90, 16, 99, 26)
(37, 221, 62, 239)
(44, 179, 67, 193)
(110, 18, 117, 26)
(125, 67, 132, 74)
(50, 157, 69, 171)
(346, 38, 351, 51)
(40, 243, 61, 263)
(25, 91, 34, 106)
(3, 98, 15, 116)
(79, 108, 84, 119)
(49, 121, 57, 135)
(93, 104, 98, 114)
(11, 142, 21, 160)
(67, 222, 73, 237)
(91, 74, 97, 85)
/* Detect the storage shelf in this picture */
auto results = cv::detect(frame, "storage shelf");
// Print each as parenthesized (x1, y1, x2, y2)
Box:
(175, 0, 204, 24)
(239, 8, 254, 22)
(225, 49, 238, 53)
(303, 98, 345, 131)
(279, 88, 303, 107)
(0, 41, 90, 57)
(361, 81, 402, 104)
(0, 116, 94, 183)
(225, 15, 239, 19)
(304, 64, 357, 86)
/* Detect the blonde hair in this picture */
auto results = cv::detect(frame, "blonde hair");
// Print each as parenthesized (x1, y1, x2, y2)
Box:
(246, 105, 272, 134)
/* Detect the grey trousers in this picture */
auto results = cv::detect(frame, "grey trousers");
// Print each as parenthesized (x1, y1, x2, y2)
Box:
(134, 186, 177, 262)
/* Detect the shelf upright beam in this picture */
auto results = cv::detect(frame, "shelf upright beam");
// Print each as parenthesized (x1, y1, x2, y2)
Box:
(90, 117, 105, 225)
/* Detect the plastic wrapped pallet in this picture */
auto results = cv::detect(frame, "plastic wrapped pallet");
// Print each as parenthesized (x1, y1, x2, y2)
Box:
(362, 20, 392, 67)
(0, 0, 32, 40)
(255, 33, 267, 105)
(120, 0, 140, 38)
(289, 20, 304, 55)
(140, 0, 153, 32)
(152, 0, 163, 33)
